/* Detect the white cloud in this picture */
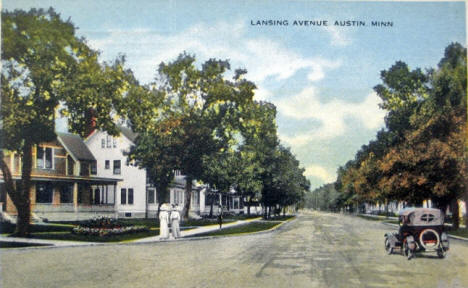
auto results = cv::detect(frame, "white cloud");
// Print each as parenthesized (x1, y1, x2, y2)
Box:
(87, 21, 340, 85)
(304, 165, 336, 183)
(278, 88, 385, 145)
(254, 87, 272, 101)
(325, 26, 352, 47)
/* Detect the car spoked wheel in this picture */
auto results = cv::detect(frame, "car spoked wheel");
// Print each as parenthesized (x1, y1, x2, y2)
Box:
(385, 238, 393, 255)
(437, 248, 446, 259)
(404, 240, 414, 260)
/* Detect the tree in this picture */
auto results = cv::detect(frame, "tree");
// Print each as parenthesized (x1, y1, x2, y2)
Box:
(261, 145, 309, 218)
(236, 101, 278, 215)
(335, 43, 466, 228)
(1, 8, 129, 236)
(126, 53, 256, 219)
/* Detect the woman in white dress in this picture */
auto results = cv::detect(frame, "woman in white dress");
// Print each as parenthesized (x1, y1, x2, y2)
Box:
(159, 204, 170, 239)
(170, 204, 181, 239)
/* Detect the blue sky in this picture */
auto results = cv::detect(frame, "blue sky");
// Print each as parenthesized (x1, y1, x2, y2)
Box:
(4, 0, 466, 189)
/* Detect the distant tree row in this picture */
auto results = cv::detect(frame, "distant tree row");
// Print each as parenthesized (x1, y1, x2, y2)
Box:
(1, 8, 309, 236)
(331, 43, 466, 229)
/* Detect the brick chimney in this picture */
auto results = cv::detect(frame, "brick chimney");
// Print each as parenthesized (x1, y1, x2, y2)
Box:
(85, 108, 97, 137)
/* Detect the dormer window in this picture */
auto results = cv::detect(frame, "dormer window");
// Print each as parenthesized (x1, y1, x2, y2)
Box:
(36, 147, 53, 169)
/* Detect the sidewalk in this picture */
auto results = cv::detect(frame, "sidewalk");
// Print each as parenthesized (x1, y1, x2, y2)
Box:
(0, 217, 262, 248)
(133, 217, 261, 243)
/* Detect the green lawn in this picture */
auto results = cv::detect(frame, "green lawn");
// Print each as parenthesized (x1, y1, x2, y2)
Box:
(447, 228, 468, 238)
(0, 241, 52, 248)
(189, 221, 281, 237)
(28, 229, 160, 243)
(0, 222, 73, 234)
(50, 218, 237, 228)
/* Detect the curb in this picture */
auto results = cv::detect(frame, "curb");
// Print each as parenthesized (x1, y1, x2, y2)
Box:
(174, 216, 297, 241)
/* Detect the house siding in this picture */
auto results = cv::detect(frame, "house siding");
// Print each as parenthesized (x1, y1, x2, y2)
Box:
(85, 130, 147, 218)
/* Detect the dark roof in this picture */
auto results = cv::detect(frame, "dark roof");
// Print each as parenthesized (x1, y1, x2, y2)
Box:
(57, 132, 96, 161)
(118, 125, 138, 142)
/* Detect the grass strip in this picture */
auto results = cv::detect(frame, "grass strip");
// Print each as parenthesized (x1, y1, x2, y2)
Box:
(28, 230, 159, 243)
(0, 223, 73, 234)
(448, 228, 468, 238)
(189, 221, 280, 237)
(0, 241, 52, 248)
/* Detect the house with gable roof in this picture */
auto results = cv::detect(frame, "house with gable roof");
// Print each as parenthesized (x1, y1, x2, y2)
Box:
(84, 126, 150, 218)
(0, 132, 121, 221)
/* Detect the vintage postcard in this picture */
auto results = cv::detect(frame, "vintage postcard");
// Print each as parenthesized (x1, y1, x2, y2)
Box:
(1, 1, 467, 287)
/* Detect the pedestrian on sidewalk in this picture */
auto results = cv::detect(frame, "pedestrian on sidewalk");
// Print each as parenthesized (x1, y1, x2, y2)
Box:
(171, 204, 181, 239)
(159, 203, 170, 239)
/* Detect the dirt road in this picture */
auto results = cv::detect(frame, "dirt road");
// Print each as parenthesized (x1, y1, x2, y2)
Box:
(1, 211, 467, 288)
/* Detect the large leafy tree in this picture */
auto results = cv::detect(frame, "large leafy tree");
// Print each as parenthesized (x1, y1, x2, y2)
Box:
(1, 8, 129, 236)
(237, 101, 278, 215)
(335, 43, 466, 228)
(127, 53, 256, 219)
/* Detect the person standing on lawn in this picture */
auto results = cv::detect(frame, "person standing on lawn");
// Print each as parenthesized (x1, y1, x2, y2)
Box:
(159, 204, 170, 239)
(170, 204, 181, 239)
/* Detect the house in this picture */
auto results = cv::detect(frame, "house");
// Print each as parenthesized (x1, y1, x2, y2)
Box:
(84, 126, 148, 218)
(0, 132, 121, 221)
(1, 125, 250, 221)
(85, 126, 213, 219)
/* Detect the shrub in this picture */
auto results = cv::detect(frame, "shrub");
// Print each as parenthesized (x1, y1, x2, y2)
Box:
(71, 217, 149, 237)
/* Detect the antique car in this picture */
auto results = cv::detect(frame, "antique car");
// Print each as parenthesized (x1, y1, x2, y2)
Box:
(384, 207, 449, 259)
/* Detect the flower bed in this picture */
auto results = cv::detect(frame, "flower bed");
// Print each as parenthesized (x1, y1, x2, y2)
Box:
(72, 217, 149, 237)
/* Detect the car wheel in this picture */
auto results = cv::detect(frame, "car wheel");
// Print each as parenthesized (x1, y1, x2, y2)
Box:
(437, 249, 446, 259)
(385, 238, 393, 255)
(404, 241, 413, 260)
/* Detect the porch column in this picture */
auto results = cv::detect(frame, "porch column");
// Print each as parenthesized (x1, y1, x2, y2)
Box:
(73, 182, 78, 212)
(113, 184, 118, 218)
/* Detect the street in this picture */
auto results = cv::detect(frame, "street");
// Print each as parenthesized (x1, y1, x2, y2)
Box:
(1, 211, 467, 288)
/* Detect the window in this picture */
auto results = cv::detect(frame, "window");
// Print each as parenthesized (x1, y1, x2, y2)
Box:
(147, 189, 155, 204)
(421, 214, 435, 223)
(80, 162, 90, 176)
(128, 188, 134, 205)
(60, 185, 73, 203)
(113, 138, 117, 148)
(94, 189, 101, 204)
(101, 139, 105, 148)
(36, 147, 53, 169)
(106, 135, 112, 148)
(36, 183, 53, 203)
(105, 160, 110, 169)
(121, 188, 127, 204)
(90, 162, 97, 175)
(67, 155, 75, 175)
(113, 160, 121, 175)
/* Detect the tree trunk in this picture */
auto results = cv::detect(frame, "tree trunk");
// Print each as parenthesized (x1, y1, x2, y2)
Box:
(10, 141, 32, 237)
(247, 197, 252, 217)
(183, 175, 193, 220)
(283, 206, 286, 217)
(209, 195, 214, 218)
(156, 184, 169, 218)
(450, 198, 460, 230)
(464, 190, 468, 228)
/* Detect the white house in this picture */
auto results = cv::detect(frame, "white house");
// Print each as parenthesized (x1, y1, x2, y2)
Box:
(85, 126, 148, 218)
(85, 125, 252, 219)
